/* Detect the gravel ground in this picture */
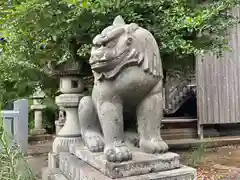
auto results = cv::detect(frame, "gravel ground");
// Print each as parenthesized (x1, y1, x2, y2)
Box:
(180, 145, 240, 179)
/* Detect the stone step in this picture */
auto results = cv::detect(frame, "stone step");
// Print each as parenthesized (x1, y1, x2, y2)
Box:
(162, 128, 196, 134)
(162, 128, 197, 140)
(124, 128, 197, 144)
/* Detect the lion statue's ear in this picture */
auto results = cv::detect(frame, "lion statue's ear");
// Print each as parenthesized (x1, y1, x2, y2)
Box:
(113, 15, 125, 26)
(127, 23, 139, 34)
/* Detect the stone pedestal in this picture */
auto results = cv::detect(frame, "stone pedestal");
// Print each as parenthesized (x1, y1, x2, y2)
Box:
(53, 95, 83, 153)
(43, 145, 197, 180)
(52, 76, 84, 154)
(48, 152, 59, 169)
(70, 145, 181, 179)
(44, 164, 196, 180)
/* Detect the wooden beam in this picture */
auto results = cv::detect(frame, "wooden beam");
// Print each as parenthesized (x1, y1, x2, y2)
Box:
(162, 118, 197, 123)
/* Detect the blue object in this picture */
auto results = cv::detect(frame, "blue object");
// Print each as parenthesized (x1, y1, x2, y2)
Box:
(0, 37, 7, 44)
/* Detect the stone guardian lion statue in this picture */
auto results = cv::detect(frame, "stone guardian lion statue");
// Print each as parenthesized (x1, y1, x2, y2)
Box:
(78, 16, 168, 162)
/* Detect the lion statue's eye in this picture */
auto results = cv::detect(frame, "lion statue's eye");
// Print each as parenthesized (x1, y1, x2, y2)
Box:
(127, 37, 133, 45)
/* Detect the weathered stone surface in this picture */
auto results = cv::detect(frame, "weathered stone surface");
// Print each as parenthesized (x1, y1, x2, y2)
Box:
(78, 15, 168, 163)
(56, 94, 84, 108)
(48, 152, 59, 169)
(45, 152, 197, 180)
(52, 137, 82, 153)
(59, 76, 84, 94)
(70, 145, 180, 179)
(54, 94, 83, 138)
(44, 59, 82, 77)
(42, 167, 68, 180)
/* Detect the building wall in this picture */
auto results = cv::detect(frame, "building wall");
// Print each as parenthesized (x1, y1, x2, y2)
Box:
(197, 7, 240, 125)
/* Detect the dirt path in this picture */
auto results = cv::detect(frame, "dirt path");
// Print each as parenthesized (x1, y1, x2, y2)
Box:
(26, 140, 53, 179)
(180, 145, 240, 179)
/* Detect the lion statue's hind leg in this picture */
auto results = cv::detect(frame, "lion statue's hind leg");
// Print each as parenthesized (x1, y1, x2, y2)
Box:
(78, 96, 104, 152)
(137, 81, 169, 154)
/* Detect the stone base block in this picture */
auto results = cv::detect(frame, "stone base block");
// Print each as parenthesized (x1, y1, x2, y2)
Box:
(48, 152, 59, 169)
(31, 128, 46, 135)
(52, 136, 82, 153)
(42, 167, 68, 180)
(43, 152, 197, 180)
(70, 145, 180, 179)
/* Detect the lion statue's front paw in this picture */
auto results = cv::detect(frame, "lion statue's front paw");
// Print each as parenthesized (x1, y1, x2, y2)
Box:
(104, 144, 132, 162)
(140, 138, 169, 154)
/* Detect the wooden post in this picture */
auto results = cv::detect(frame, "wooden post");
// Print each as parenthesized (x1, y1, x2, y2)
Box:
(197, 122, 203, 140)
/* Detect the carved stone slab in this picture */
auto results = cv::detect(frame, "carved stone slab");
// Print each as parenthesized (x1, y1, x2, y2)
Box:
(42, 152, 197, 180)
(70, 145, 180, 179)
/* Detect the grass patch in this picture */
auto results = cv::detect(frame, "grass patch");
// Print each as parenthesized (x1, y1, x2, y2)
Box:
(0, 119, 36, 180)
(185, 138, 215, 167)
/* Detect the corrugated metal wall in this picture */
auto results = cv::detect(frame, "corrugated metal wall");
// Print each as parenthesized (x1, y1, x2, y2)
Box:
(197, 7, 240, 125)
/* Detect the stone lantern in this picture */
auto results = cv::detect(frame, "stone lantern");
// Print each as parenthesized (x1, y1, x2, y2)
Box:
(45, 59, 84, 168)
(31, 87, 46, 135)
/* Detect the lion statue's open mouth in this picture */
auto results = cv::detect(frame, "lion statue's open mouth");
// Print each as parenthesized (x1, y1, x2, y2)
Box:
(90, 50, 127, 71)
(88, 16, 162, 81)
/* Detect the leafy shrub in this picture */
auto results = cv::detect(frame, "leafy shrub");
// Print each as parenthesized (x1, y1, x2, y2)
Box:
(42, 97, 58, 134)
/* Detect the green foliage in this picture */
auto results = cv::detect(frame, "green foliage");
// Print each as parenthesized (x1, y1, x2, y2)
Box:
(42, 97, 58, 133)
(28, 97, 58, 133)
(0, 119, 36, 180)
(0, 0, 239, 101)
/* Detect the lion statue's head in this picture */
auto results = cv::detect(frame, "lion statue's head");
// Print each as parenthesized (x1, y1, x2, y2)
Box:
(89, 15, 163, 81)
